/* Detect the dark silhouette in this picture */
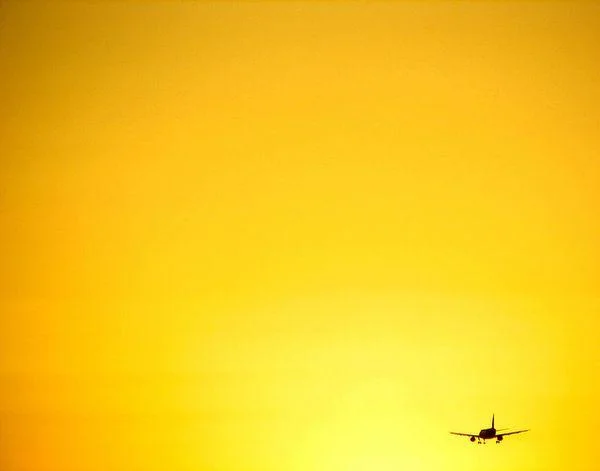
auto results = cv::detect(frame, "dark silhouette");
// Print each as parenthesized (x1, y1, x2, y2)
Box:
(450, 414, 529, 444)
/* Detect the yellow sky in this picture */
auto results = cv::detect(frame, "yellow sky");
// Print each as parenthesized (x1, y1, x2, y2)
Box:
(1, 2, 599, 471)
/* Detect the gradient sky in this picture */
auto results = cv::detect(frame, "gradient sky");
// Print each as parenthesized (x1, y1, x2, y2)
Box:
(1, 2, 599, 471)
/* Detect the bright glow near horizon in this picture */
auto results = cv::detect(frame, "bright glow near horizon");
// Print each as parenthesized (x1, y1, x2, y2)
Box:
(1, 2, 599, 471)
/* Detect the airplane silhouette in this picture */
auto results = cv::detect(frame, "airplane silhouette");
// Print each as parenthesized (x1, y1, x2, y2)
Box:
(450, 414, 529, 444)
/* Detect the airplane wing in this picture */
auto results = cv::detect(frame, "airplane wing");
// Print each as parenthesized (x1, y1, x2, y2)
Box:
(496, 429, 529, 437)
(449, 432, 476, 437)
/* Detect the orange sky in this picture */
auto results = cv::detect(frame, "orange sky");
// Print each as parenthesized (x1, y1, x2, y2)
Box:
(1, 2, 599, 471)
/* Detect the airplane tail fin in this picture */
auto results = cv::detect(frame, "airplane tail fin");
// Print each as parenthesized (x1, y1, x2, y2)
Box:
(492, 414, 495, 429)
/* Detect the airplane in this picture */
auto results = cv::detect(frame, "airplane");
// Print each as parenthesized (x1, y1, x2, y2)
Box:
(450, 414, 529, 444)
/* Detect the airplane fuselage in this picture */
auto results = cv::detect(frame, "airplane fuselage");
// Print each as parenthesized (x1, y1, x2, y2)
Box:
(479, 427, 496, 439)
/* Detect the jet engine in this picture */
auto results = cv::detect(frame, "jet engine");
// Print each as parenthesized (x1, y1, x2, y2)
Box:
(496, 436, 503, 442)
(470, 436, 476, 442)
